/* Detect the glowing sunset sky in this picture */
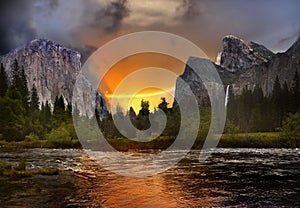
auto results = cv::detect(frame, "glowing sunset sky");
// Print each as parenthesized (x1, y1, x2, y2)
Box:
(1, 0, 299, 112)
(99, 53, 185, 112)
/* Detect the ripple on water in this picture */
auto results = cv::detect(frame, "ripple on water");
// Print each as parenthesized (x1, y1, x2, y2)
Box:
(0, 148, 299, 207)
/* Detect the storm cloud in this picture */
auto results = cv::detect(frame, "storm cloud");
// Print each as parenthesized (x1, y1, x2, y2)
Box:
(0, 0, 37, 54)
(0, 0, 300, 61)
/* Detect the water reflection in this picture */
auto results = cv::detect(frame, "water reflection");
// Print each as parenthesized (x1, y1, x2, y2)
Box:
(0, 148, 299, 207)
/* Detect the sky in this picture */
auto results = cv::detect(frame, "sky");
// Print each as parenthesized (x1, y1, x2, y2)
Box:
(1, 0, 300, 112)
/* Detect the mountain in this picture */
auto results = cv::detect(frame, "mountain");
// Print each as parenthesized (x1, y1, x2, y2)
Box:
(0, 39, 107, 118)
(218, 35, 274, 72)
(174, 35, 299, 105)
(174, 57, 229, 106)
(233, 37, 300, 95)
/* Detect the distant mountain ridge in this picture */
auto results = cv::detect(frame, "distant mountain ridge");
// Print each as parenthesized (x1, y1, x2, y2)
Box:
(232, 37, 300, 95)
(0, 39, 107, 118)
(217, 35, 274, 72)
(175, 35, 300, 105)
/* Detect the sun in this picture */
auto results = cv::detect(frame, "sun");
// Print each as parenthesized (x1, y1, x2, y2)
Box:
(99, 52, 186, 113)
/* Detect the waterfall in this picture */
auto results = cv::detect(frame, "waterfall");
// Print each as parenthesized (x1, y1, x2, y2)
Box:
(225, 85, 230, 107)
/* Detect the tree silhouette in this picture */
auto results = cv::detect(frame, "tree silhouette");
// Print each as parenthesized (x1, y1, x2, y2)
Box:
(0, 63, 8, 97)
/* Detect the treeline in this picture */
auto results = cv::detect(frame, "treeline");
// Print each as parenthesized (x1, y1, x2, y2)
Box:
(97, 98, 183, 139)
(1, 59, 299, 149)
(227, 70, 300, 132)
(95, 97, 212, 150)
(0, 60, 78, 147)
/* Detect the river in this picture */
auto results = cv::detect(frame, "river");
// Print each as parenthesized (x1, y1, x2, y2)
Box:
(0, 148, 299, 207)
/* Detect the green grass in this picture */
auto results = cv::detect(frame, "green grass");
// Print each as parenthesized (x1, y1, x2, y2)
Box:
(0, 139, 81, 150)
(1, 131, 299, 150)
(218, 132, 290, 148)
(0, 159, 59, 178)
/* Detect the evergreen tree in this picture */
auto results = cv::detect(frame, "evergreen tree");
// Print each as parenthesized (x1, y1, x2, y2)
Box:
(0, 85, 25, 141)
(291, 70, 300, 113)
(282, 81, 290, 116)
(128, 107, 136, 119)
(272, 76, 283, 128)
(40, 101, 52, 134)
(11, 59, 21, 88)
(250, 85, 266, 131)
(226, 86, 238, 125)
(138, 99, 150, 116)
(11, 60, 29, 110)
(53, 95, 65, 114)
(30, 84, 39, 112)
(237, 86, 253, 132)
(158, 97, 169, 113)
(0, 63, 8, 97)
(52, 95, 67, 128)
(20, 66, 30, 109)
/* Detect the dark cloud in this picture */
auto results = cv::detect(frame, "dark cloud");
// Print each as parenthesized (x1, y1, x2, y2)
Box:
(177, 0, 201, 19)
(1, 0, 300, 61)
(0, 0, 129, 60)
(104, 0, 129, 32)
(0, 0, 37, 55)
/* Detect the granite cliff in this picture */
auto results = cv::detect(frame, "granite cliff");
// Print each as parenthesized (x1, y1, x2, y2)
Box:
(233, 37, 300, 96)
(218, 35, 274, 72)
(0, 39, 107, 118)
(175, 35, 299, 105)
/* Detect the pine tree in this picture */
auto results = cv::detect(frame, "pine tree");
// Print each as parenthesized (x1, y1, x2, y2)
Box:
(158, 97, 169, 113)
(20, 66, 29, 110)
(30, 84, 39, 112)
(129, 107, 136, 119)
(0, 85, 26, 141)
(282, 81, 290, 116)
(272, 76, 283, 128)
(11, 59, 21, 88)
(40, 101, 52, 134)
(11, 60, 29, 111)
(226, 86, 237, 125)
(52, 95, 67, 128)
(291, 70, 300, 113)
(250, 85, 265, 131)
(138, 99, 150, 116)
(0, 63, 8, 97)
(53, 95, 65, 114)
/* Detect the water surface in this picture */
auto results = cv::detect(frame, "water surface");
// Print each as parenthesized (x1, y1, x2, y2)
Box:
(0, 148, 299, 207)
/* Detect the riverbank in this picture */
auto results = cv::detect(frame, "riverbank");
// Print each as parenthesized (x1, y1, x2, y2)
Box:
(0, 132, 299, 151)
(0, 139, 81, 151)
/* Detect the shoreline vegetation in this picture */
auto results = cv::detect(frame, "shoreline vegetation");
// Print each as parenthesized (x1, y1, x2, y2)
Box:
(0, 131, 299, 151)
(0, 159, 59, 178)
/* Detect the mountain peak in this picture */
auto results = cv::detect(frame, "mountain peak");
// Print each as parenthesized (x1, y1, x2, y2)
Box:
(0, 38, 106, 118)
(286, 36, 300, 56)
(9, 39, 81, 62)
(223, 35, 245, 43)
(217, 35, 274, 72)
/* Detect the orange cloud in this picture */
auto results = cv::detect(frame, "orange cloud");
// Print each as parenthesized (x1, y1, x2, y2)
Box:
(99, 52, 186, 112)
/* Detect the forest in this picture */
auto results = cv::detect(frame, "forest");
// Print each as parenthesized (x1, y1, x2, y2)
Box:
(0, 60, 299, 149)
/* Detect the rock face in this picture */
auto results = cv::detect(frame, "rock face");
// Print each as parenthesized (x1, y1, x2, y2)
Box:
(174, 35, 299, 106)
(174, 57, 209, 106)
(0, 39, 107, 118)
(174, 57, 226, 106)
(219, 35, 274, 72)
(233, 37, 300, 96)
